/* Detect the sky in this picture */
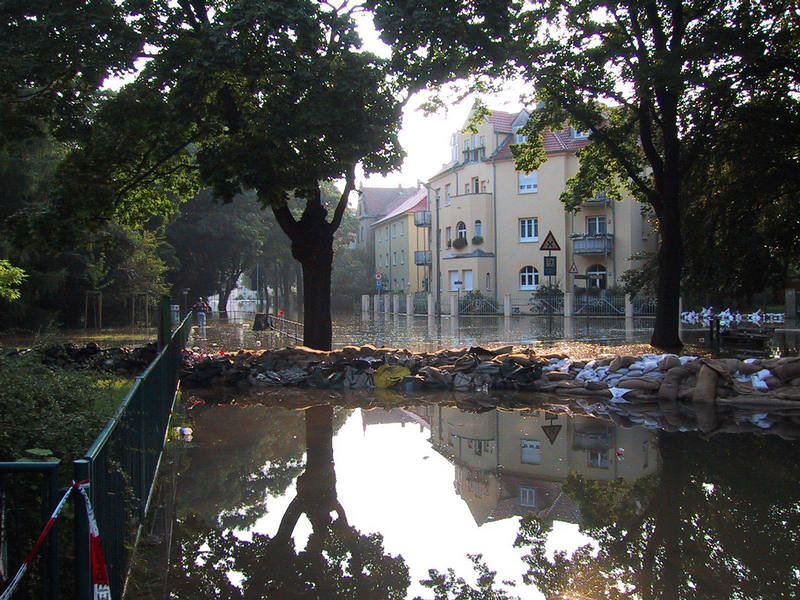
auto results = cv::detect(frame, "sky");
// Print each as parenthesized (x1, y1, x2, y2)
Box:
(353, 12, 528, 189)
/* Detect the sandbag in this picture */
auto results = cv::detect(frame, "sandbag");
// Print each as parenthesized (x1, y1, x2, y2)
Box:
(374, 364, 411, 388)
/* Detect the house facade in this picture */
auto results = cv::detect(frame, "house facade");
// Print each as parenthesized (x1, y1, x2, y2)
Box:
(372, 188, 430, 294)
(424, 107, 656, 309)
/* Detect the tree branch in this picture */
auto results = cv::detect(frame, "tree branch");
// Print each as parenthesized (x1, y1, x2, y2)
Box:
(271, 200, 300, 240)
(329, 162, 356, 231)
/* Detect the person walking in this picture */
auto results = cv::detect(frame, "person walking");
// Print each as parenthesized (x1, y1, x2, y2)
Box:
(192, 297, 211, 328)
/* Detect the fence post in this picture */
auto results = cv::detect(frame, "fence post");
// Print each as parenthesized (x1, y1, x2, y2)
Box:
(158, 295, 170, 349)
(564, 292, 574, 317)
(450, 293, 458, 316)
(406, 294, 413, 315)
(393, 294, 400, 314)
(74, 459, 91, 600)
(373, 294, 380, 314)
(503, 293, 511, 317)
(361, 294, 370, 313)
(624, 294, 634, 319)
(427, 293, 434, 316)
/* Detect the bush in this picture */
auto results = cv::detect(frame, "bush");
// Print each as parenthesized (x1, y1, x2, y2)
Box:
(0, 351, 118, 462)
(452, 237, 468, 249)
(471, 235, 483, 245)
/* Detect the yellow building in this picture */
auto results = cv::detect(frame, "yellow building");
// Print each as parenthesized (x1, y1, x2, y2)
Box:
(372, 188, 431, 294)
(425, 107, 656, 310)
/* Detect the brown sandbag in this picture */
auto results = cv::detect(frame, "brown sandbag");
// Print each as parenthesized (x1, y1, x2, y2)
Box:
(546, 371, 574, 381)
(694, 400, 718, 433)
(617, 378, 661, 391)
(659, 366, 691, 402)
(694, 364, 719, 404)
(658, 355, 681, 371)
(609, 355, 637, 373)
(772, 357, 800, 381)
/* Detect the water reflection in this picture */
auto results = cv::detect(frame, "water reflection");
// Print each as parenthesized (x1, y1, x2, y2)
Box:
(161, 395, 800, 599)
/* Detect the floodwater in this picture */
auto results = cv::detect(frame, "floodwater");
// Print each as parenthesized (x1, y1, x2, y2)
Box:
(197, 312, 671, 354)
(142, 388, 800, 600)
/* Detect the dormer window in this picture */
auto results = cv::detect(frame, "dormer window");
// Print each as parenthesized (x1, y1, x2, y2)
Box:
(513, 126, 527, 144)
(572, 128, 589, 139)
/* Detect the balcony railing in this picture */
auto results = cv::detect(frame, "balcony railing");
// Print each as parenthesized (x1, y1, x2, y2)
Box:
(572, 428, 612, 451)
(584, 191, 611, 206)
(414, 211, 432, 227)
(572, 233, 614, 255)
(414, 250, 432, 266)
(462, 146, 486, 163)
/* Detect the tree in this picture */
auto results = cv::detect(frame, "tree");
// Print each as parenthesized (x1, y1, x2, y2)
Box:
(515, 432, 800, 599)
(55, 0, 404, 350)
(0, 259, 26, 301)
(166, 190, 270, 314)
(368, 0, 799, 350)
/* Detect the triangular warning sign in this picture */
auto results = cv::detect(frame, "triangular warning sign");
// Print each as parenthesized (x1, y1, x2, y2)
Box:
(568, 262, 578, 274)
(539, 231, 561, 252)
(541, 424, 562, 444)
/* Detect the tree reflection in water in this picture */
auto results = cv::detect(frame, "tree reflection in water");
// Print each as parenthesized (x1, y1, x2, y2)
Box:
(168, 405, 410, 599)
(515, 432, 800, 600)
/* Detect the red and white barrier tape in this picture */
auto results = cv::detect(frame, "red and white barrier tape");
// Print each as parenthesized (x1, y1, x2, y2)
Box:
(0, 480, 111, 600)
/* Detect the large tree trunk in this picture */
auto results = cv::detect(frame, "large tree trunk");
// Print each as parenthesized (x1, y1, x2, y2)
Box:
(651, 200, 683, 352)
(293, 234, 334, 350)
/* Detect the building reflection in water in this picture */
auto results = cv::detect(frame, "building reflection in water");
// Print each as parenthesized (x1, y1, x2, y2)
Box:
(363, 406, 658, 529)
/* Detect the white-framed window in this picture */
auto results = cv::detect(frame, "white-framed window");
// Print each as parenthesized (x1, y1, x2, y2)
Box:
(486, 272, 491, 290)
(587, 264, 607, 289)
(518, 171, 538, 193)
(519, 486, 536, 507)
(401, 278, 405, 289)
(514, 126, 527, 144)
(474, 220, 482, 237)
(445, 226, 452, 246)
(464, 183, 470, 194)
(400, 250, 405, 264)
(520, 266, 539, 290)
(449, 270, 460, 291)
(392, 223, 397, 238)
(445, 184, 451, 206)
(399, 222, 404, 236)
(572, 128, 590, 139)
(587, 216, 607, 235)
(521, 439, 541, 464)
(393, 252, 397, 265)
(519, 217, 538, 242)
(472, 177, 479, 193)
(588, 449, 610, 468)
(471, 133, 478, 148)
(463, 270, 473, 291)
(456, 221, 467, 239)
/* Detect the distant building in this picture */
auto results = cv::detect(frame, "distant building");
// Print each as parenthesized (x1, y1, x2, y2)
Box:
(371, 188, 430, 294)
(424, 106, 657, 308)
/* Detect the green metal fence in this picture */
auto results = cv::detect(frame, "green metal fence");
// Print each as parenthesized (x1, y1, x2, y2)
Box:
(73, 312, 191, 600)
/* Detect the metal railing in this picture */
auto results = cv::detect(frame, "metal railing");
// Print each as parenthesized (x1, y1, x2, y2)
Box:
(574, 293, 625, 315)
(413, 292, 428, 314)
(268, 314, 304, 344)
(633, 295, 657, 316)
(572, 233, 614, 255)
(73, 312, 192, 600)
(458, 295, 501, 315)
(510, 292, 565, 315)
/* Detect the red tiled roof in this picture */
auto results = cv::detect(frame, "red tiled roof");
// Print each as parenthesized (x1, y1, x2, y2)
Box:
(358, 186, 419, 219)
(492, 128, 591, 162)
(372, 188, 427, 226)
(485, 110, 516, 133)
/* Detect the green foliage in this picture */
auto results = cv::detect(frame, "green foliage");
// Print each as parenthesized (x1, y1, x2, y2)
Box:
(471, 235, 483, 245)
(533, 281, 563, 299)
(452, 237, 468, 249)
(0, 351, 118, 461)
(0, 258, 26, 301)
(417, 554, 520, 600)
(332, 245, 373, 310)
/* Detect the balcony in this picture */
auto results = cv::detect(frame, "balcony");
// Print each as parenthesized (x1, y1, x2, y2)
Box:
(572, 233, 614, 255)
(462, 146, 486, 163)
(414, 250, 432, 266)
(583, 191, 611, 206)
(414, 211, 432, 227)
(572, 428, 611, 451)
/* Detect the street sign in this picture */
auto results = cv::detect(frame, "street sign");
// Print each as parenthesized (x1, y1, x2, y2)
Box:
(375, 272, 382, 280)
(568, 261, 578, 274)
(454, 280, 463, 286)
(541, 424, 562, 444)
(543, 256, 557, 276)
(376, 280, 383, 291)
(539, 230, 561, 252)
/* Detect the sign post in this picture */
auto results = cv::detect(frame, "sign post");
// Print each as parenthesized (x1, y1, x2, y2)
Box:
(539, 231, 561, 288)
